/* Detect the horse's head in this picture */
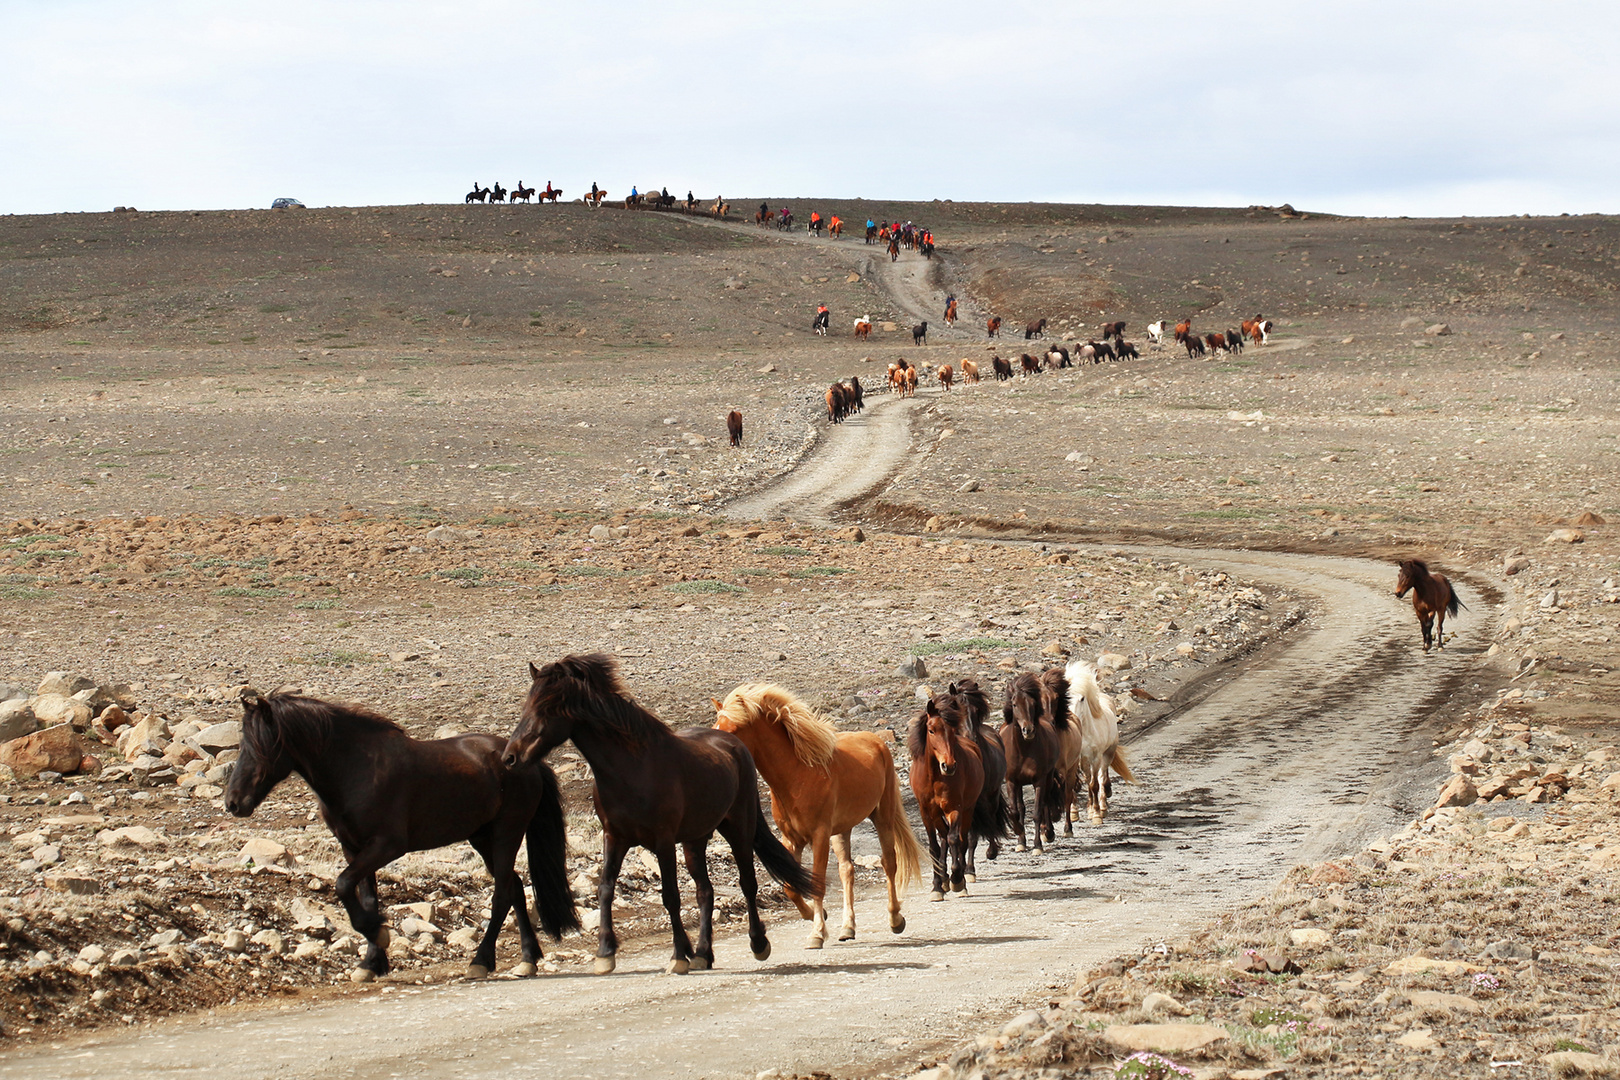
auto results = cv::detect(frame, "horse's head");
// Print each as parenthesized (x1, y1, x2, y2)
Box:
(504, 655, 613, 767)
(1395, 559, 1422, 598)
(224, 691, 295, 818)
(922, 699, 958, 777)
(1004, 674, 1040, 741)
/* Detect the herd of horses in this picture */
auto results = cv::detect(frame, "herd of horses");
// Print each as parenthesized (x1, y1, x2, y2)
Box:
(224, 652, 1134, 981)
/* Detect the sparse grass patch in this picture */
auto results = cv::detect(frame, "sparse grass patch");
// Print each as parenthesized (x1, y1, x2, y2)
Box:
(759, 545, 814, 557)
(788, 566, 850, 578)
(910, 637, 1017, 656)
(666, 580, 748, 595)
(436, 567, 487, 582)
(293, 599, 340, 610)
(216, 586, 287, 598)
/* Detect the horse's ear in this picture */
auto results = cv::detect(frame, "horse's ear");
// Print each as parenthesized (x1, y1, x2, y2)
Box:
(529, 661, 542, 682)
(925, 697, 940, 716)
(710, 697, 724, 712)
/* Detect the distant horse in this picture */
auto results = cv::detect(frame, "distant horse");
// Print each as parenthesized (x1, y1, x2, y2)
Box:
(512, 182, 536, 203)
(490, 182, 507, 203)
(937, 364, 953, 390)
(854, 317, 872, 340)
(715, 684, 921, 946)
(961, 359, 979, 384)
(1116, 340, 1140, 360)
(541, 184, 563, 203)
(727, 410, 743, 447)
(225, 691, 577, 982)
(866, 222, 878, 244)
(1183, 334, 1206, 358)
(845, 377, 864, 411)
(908, 697, 984, 899)
(912, 321, 928, 345)
(1204, 332, 1228, 354)
(992, 356, 1013, 381)
(987, 316, 1003, 339)
(1066, 660, 1134, 826)
(1242, 316, 1272, 345)
(888, 236, 900, 262)
(1019, 353, 1041, 376)
(944, 298, 957, 326)
(1173, 319, 1192, 344)
(829, 217, 843, 238)
(812, 309, 831, 336)
(503, 655, 821, 974)
(903, 366, 917, 396)
(583, 190, 606, 208)
(1395, 559, 1464, 652)
(465, 184, 490, 204)
(1100, 320, 1126, 341)
(1078, 344, 1097, 363)
(938, 679, 1010, 881)
(1000, 668, 1067, 853)
(1046, 345, 1071, 369)
(1090, 339, 1117, 362)
(826, 382, 850, 423)
(1024, 318, 1047, 340)
(1225, 329, 1244, 353)
(1146, 320, 1167, 344)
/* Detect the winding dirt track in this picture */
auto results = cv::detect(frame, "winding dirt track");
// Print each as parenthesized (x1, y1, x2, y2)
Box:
(8, 224, 1499, 1080)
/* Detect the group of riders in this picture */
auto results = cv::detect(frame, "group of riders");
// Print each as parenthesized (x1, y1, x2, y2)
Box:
(464, 180, 565, 204)
(752, 205, 937, 261)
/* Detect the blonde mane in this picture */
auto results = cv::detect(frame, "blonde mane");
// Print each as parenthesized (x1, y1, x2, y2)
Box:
(717, 683, 839, 768)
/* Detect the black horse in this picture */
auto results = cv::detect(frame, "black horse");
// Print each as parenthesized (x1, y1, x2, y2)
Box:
(224, 691, 577, 981)
(465, 184, 489, 204)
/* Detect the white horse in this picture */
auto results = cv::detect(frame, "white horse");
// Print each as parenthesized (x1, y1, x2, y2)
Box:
(1146, 320, 1167, 345)
(1064, 660, 1135, 825)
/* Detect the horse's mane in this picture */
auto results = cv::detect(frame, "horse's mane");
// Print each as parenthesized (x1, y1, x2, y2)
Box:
(1040, 667, 1071, 731)
(1003, 672, 1040, 726)
(248, 691, 402, 762)
(1400, 558, 1429, 575)
(533, 653, 672, 749)
(716, 683, 837, 768)
(946, 679, 990, 729)
(905, 710, 928, 762)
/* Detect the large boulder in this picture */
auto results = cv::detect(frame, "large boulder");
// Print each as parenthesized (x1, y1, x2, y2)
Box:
(0, 724, 86, 779)
(31, 694, 93, 730)
(37, 671, 96, 698)
(0, 700, 39, 743)
(189, 721, 241, 754)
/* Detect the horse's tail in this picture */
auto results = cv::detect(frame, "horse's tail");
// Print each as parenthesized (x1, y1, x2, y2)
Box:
(752, 816, 824, 900)
(1110, 743, 1137, 784)
(873, 748, 922, 895)
(526, 762, 581, 939)
(1447, 584, 1466, 617)
(972, 769, 1013, 840)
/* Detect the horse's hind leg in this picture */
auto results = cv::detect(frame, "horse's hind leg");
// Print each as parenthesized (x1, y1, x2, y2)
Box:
(653, 843, 694, 974)
(831, 832, 857, 940)
(805, 832, 832, 948)
(1435, 608, 1447, 649)
(873, 817, 906, 932)
(716, 817, 771, 961)
(465, 832, 531, 978)
(681, 841, 715, 970)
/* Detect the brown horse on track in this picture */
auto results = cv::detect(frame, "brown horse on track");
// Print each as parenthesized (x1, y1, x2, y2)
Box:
(225, 691, 578, 982)
(1395, 559, 1465, 652)
(1000, 668, 1068, 853)
(727, 410, 743, 447)
(908, 698, 984, 899)
(714, 684, 921, 946)
(504, 655, 820, 974)
(938, 679, 1010, 881)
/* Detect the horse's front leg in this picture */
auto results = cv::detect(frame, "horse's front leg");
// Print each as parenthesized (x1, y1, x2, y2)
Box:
(947, 812, 968, 894)
(805, 831, 832, 948)
(1420, 611, 1435, 653)
(592, 831, 629, 974)
(830, 832, 858, 941)
(653, 843, 694, 974)
(682, 841, 715, 970)
(1033, 775, 1050, 853)
(923, 813, 946, 901)
(1008, 778, 1029, 853)
(335, 840, 405, 981)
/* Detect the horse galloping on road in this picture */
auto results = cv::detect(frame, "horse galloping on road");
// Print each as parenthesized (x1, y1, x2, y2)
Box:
(1395, 559, 1465, 652)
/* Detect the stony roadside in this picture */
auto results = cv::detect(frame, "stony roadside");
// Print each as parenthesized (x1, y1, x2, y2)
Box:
(861, 534, 1620, 1080)
(0, 509, 1292, 1044)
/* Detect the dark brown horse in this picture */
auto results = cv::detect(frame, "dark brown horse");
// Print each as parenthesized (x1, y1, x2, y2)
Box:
(1396, 559, 1465, 652)
(727, 410, 743, 447)
(999, 668, 1068, 853)
(1024, 318, 1047, 340)
(992, 355, 1013, 381)
(907, 698, 983, 899)
(939, 678, 1010, 881)
(503, 654, 820, 974)
(224, 691, 577, 981)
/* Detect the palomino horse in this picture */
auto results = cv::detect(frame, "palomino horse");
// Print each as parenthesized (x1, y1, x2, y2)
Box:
(939, 679, 1010, 881)
(504, 655, 820, 974)
(1000, 668, 1067, 853)
(961, 359, 979, 383)
(907, 698, 983, 899)
(224, 691, 577, 981)
(1065, 660, 1134, 826)
(1395, 559, 1465, 652)
(715, 684, 921, 946)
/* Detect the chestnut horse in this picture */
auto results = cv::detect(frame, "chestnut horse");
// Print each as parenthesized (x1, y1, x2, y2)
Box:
(1395, 559, 1465, 652)
(908, 697, 983, 899)
(854, 316, 872, 340)
(961, 359, 979, 384)
(937, 364, 953, 390)
(503, 655, 820, 975)
(716, 684, 921, 945)
(727, 410, 743, 447)
(224, 691, 578, 982)
(940, 678, 1010, 880)
(1000, 668, 1068, 853)
(987, 316, 1002, 338)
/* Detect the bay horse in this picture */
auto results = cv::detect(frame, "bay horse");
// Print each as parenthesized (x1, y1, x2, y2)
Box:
(1100, 320, 1126, 341)
(825, 382, 850, 423)
(1183, 334, 1206, 358)
(1024, 318, 1047, 340)
(939, 678, 1010, 881)
(1019, 353, 1041, 376)
(907, 698, 983, 899)
(1116, 340, 1140, 360)
(1000, 668, 1068, 853)
(1395, 559, 1465, 652)
(714, 684, 921, 946)
(1066, 660, 1134, 826)
(944, 298, 958, 326)
(1204, 332, 1228, 354)
(1225, 329, 1244, 353)
(512, 182, 536, 203)
(465, 184, 489, 204)
(727, 410, 743, 447)
(992, 356, 1013, 381)
(987, 316, 1002, 339)
(846, 376, 864, 411)
(504, 655, 821, 974)
(224, 691, 577, 982)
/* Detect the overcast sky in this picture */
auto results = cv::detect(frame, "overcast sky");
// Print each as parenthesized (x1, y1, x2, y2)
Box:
(3, 1, 1617, 218)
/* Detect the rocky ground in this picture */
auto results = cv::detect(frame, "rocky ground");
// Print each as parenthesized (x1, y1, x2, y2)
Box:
(2, 199, 1618, 1071)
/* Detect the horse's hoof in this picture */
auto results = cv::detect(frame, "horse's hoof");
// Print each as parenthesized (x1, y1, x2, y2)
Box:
(1063, 826, 1073, 837)
(1015, 843, 1027, 853)
(838, 928, 855, 942)
(964, 874, 977, 884)
(890, 914, 906, 933)
(752, 941, 772, 962)
(951, 882, 966, 894)
(930, 890, 945, 902)
(593, 956, 616, 975)
(1033, 845, 1044, 855)
(806, 935, 824, 950)
(512, 962, 537, 978)
(690, 956, 711, 971)
(464, 964, 490, 981)
(349, 968, 376, 984)
(666, 958, 690, 975)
